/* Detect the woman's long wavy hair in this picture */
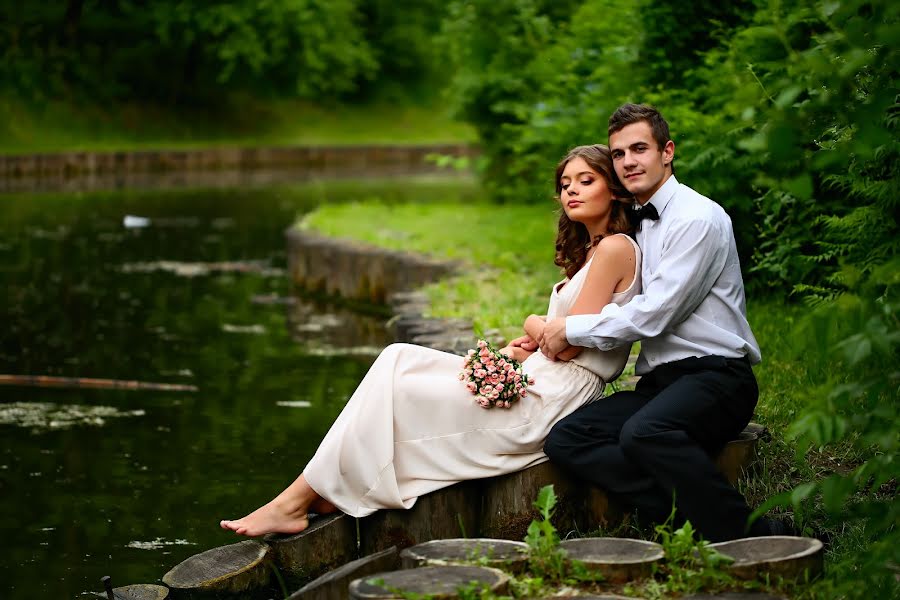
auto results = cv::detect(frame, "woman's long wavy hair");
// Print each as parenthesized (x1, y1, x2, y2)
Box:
(554, 144, 634, 279)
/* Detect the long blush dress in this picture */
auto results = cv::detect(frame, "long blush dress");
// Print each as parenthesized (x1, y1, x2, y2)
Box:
(304, 234, 642, 517)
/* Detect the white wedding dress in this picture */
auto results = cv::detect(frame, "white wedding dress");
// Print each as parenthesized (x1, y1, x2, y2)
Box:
(305, 234, 642, 517)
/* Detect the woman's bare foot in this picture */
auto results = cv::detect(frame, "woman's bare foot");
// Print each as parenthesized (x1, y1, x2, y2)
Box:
(220, 499, 309, 537)
(220, 473, 323, 537)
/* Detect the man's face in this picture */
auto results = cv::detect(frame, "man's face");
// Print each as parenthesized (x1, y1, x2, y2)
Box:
(609, 121, 674, 204)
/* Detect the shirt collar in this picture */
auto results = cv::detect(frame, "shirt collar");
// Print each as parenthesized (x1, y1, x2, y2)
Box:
(643, 174, 678, 216)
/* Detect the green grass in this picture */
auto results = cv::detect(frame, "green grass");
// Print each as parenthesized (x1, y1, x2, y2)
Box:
(0, 95, 476, 154)
(302, 199, 896, 598)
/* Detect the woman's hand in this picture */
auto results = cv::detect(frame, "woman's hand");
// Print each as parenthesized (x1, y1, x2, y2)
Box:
(523, 315, 546, 342)
(500, 340, 535, 363)
(508, 334, 538, 352)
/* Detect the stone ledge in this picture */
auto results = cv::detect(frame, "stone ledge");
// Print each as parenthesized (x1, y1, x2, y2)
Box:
(286, 229, 461, 306)
(1, 144, 477, 178)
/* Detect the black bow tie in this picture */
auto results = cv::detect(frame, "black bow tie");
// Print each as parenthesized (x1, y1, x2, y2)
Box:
(628, 203, 659, 229)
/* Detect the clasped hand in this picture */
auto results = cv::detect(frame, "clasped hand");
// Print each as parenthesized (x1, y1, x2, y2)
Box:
(536, 317, 572, 361)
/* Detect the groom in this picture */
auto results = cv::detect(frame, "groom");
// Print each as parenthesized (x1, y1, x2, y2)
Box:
(536, 103, 777, 541)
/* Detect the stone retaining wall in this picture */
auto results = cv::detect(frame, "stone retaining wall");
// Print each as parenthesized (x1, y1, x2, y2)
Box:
(2, 144, 476, 178)
(1, 143, 477, 193)
(286, 228, 477, 354)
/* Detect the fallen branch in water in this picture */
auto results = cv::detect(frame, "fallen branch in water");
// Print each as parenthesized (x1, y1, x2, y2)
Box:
(0, 374, 198, 392)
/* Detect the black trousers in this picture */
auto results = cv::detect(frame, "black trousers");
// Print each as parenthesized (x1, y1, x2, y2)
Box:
(544, 354, 765, 542)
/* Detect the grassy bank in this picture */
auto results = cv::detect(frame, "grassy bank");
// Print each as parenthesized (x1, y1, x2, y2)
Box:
(301, 201, 891, 598)
(0, 96, 476, 154)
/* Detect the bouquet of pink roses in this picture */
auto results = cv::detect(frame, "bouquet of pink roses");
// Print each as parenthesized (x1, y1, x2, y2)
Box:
(459, 339, 535, 409)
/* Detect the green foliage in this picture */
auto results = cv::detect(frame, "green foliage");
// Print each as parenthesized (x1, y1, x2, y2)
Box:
(440, 0, 582, 192)
(637, 0, 757, 90)
(632, 514, 736, 599)
(520, 484, 605, 588)
(146, 0, 377, 99)
(524, 485, 566, 580)
(0, 0, 451, 105)
(751, 280, 899, 598)
(737, 0, 900, 298)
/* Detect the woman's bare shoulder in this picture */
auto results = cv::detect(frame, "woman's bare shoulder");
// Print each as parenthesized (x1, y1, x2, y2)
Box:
(594, 234, 636, 263)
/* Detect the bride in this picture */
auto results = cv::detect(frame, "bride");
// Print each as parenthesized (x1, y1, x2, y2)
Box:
(221, 144, 641, 537)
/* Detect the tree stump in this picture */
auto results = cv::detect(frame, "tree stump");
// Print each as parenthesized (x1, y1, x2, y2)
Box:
(559, 538, 664, 583)
(348, 565, 509, 599)
(162, 539, 271, 596)
(107, 584, 169, 600)
(358, 480, 480, 555)
(264, 513, 357, 580)
(399, 538, 529, 573)
(715, 431, 759, 485)
(479, 461, 594, 540)
(290, 546, 400, 600)
(709, 536, 824, 580)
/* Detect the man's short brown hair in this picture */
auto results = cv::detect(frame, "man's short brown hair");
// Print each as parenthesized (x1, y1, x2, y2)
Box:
(608, 103, 675, 173)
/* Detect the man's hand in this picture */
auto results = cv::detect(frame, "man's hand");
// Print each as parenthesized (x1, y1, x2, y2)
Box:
(538, 317, 570, 360)
(508, 334, 538, 352)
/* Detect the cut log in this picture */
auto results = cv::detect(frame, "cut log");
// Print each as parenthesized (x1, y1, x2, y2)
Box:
(359, 480, 480, 555)
(264, 513, 357, 580)
(715, 431, 759, 485)
(709, 536, 824, 580)
(399, 538, 529, 573)
(0, 374, 197, 392)
(107, 584, 169, 600)
(559, 538, 664, 583)
(479, 461, 603, 540)
(348, 565, 509, 599)
(290, 546, 400, 600)
(162, 539, 271, 595)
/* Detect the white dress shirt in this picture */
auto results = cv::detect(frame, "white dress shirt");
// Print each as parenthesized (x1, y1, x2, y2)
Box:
(566, 175, 761, 374)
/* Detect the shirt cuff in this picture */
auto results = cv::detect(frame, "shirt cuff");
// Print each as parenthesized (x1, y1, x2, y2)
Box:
(566, 313, 602, 347)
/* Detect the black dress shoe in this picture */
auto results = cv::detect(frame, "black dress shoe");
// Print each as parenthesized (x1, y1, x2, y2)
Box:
(764, 517, 800, 536)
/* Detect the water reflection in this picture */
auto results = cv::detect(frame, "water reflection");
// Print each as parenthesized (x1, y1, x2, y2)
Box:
(0, 177, 475, 599)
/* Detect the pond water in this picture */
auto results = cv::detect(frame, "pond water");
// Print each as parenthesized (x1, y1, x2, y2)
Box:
(0, 176, 475, 599)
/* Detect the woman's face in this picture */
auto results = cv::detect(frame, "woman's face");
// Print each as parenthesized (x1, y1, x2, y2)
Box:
(558, 156, 614, 228)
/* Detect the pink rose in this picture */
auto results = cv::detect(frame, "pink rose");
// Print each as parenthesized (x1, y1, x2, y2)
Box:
(466, 381, 477, 393)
